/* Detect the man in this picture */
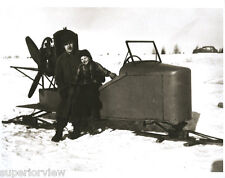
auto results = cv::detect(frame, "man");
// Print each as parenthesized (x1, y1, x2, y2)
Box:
(51, 36, 81, 142)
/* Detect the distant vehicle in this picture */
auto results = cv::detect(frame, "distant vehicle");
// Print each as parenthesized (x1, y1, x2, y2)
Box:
(193, 46, 218, 53)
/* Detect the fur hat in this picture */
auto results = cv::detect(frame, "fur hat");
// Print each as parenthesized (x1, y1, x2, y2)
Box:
(62, 34, 73, 45)
(78, 49, 92, 60)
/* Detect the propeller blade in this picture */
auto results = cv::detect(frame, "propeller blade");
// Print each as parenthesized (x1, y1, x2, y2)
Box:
(25, 36, 41, 66)
(28, 72, 42, 98)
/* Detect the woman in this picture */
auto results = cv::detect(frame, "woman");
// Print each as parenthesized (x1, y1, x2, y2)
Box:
(70, 49, 117, 139)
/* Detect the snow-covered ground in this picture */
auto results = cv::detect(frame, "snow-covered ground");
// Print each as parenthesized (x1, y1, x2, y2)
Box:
(0, 53, 224, 178)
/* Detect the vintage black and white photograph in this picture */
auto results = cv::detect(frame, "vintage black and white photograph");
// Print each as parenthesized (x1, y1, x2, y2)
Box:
(0, 0, 224, 177)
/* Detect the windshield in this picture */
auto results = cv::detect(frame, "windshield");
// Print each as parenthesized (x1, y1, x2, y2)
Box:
(126, 41, 161, 62)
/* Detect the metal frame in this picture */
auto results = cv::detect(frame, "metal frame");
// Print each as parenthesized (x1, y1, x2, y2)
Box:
(124, 41, 162, 64)
(10, 66, 56, 89)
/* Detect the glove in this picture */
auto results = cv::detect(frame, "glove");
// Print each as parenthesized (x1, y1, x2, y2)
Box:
(109, 72, 117, 79)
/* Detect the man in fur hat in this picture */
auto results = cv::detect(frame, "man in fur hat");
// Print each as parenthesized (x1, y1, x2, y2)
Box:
(51, 36, 81, 142)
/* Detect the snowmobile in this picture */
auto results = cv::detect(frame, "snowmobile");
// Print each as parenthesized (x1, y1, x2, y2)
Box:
(2, 28, 223, 146)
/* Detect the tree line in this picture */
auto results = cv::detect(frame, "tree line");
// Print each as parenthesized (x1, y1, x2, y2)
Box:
(156, 44, 223, 55)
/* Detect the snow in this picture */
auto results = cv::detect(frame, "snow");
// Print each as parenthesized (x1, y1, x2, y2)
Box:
(0, 53, 224, 178)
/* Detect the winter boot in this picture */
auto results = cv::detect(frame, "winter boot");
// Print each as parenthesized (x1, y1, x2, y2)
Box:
(68, 124, 82, 140)
(68, 129, 81, 140)
(51, 130, 63, 142)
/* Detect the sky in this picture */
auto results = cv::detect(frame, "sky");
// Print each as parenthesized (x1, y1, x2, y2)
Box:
(0, 0, 223, 57)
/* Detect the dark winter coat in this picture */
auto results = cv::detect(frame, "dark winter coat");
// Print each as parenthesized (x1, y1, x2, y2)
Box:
(71, 61, 112, 125)
(75, 61, 111, 86)
(55, 51, 81, 121)
(55, 51, 80, 96)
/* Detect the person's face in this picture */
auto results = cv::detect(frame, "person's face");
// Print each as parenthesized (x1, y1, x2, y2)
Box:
(64, 42, 73, 54)
(81, 56, 90, 65)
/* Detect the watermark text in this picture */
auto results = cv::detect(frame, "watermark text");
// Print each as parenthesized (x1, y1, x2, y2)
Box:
(0, 168, 66, 177)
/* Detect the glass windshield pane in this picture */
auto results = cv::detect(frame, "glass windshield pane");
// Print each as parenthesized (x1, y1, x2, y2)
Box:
(127, 42, 158, 61)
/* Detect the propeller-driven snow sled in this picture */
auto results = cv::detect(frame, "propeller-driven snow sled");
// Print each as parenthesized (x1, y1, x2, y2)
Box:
(2, 28, 223, 146)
